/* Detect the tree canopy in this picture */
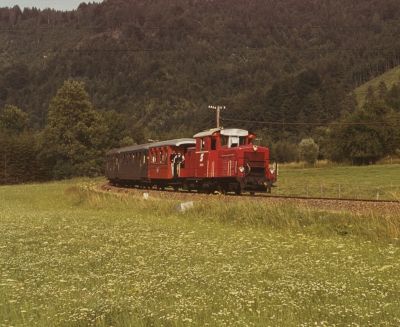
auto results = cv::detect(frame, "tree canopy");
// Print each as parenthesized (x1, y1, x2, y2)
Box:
(40, 80, 108, 178)
(329, 99, 400, 164)
(1, 0, 400, 183)
(0, 105, 28, 133)
(1, 0, 400, 140)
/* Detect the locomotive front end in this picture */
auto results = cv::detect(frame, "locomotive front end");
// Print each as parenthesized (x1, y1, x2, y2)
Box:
(239, 145, 276, 193)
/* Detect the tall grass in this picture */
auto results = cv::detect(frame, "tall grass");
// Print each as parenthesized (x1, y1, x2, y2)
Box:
(84, 186, 400, 243)
(1, 181, 400, 326)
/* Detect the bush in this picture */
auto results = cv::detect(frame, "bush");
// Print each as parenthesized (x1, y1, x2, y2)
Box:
(299, 138, 319, 165)
(272, 141, 298, 163)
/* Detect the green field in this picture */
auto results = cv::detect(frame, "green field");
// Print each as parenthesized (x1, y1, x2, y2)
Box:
(275, 164, 400, 200)
(1, 179, 400, 326)
(354, 65, 400, 107)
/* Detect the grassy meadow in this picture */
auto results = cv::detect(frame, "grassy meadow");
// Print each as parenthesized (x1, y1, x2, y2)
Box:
(274, 163, 400, 200)
(1, 179, 400, 326)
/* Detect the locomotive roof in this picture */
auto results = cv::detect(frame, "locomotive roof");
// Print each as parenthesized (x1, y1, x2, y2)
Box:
(107, 138, 196, 155)
(193, 128, 249, 138)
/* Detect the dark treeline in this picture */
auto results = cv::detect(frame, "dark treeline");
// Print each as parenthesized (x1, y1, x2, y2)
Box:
(0, 80, 135, 183)
(1, 0, 400, 183)
(1, 0, 400, 136)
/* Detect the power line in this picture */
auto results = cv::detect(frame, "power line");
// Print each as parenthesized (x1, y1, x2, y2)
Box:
(221, 117, 400, 127)
(0, 23, 397, 32)
(0, 26, 161, 32)
(1, 46, 399, 55)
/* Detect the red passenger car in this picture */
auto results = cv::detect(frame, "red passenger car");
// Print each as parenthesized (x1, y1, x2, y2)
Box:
(106, 128, 277, 194)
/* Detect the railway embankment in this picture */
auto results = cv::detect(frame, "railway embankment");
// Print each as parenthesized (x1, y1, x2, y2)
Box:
(99, 182, 400, 216)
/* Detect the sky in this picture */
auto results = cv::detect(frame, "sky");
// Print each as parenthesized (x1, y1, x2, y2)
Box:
(0, 1, 102, 10)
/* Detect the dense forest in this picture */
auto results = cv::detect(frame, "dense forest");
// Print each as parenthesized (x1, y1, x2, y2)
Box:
(1, 0, 400, 182)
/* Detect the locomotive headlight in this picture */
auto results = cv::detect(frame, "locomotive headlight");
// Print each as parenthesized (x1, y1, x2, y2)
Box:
(239, 166, 245, 173)
(253, 145, 258, 152)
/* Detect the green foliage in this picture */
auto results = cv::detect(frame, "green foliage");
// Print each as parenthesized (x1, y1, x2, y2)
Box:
(299, 138, 319, 165)
(0, 105, 28, 133)
(1, 1, 400, 181)
(312, 127, 331, 160)
(0, 105, 41, 184)
(355, 65, 400, 107)
(1, 0, 400, 140)
(100, 110, 136, 148)
(0, 131, 41, 184)
(385, 81, 400, 111)
(271, 141, 298, 163)
(118, 136, 135, 147)
(329, 101, 400, 164)
(40, 80, 108, 178)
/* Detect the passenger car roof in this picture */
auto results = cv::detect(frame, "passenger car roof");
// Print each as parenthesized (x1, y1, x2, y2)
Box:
(193, 128, 222, 138)
(107, 138, 196, 155)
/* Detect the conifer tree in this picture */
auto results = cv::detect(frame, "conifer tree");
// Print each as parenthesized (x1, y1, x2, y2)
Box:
(0, 105, 39, 184)
(40, 80, 108, 178)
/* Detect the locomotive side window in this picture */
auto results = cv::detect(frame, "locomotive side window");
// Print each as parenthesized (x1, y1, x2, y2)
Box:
(211, 138, 216, 150)
(200, 138, 205, 151)
(221, 135, 246, 148)
(221, 135, 229, 147)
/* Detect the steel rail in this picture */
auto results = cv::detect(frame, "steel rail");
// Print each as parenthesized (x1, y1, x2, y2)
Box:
(103, 183, 400, 205)
(254, 194, 400, 204)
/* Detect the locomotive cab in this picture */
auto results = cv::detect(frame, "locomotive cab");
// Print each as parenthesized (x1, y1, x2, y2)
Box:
(189, 127, 277, 194)
(219, 129, 255, 148)
(194, 128, 255, 151)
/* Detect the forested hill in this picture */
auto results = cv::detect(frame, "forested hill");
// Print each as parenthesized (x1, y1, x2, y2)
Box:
(1, 0, 400, 140)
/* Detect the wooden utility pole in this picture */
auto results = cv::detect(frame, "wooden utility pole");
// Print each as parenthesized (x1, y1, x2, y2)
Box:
(208, 105, 226, 128)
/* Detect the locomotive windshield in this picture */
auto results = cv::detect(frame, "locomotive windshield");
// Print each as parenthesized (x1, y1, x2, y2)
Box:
(221, 135, 247, 148)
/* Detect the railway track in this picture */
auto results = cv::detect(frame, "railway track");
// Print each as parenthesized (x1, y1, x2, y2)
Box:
(101, 183, 400, 205)
(98, 182, 400, 215)
(260, 194, 400, 204)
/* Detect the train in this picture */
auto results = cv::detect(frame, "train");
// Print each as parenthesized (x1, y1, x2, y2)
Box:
(105, 127, 277, 194)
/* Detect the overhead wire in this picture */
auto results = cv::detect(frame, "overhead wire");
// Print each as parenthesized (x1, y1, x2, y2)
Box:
(221, 117, 400, 127)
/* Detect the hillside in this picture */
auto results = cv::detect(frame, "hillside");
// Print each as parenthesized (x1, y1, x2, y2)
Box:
(354, 65, 400, 107)
(1, 0, 400, 140)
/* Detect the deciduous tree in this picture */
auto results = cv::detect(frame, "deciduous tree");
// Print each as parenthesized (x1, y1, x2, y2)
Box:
(299, 138, 319, 165)
(0, 105, 28, 133)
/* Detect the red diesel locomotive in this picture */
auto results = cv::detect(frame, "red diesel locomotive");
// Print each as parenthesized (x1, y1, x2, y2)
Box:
(105, 127, 277, 194)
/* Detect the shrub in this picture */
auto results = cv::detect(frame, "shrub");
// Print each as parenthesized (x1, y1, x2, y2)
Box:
(299, 138, 319, 165)
(272, 141, 298, 163)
